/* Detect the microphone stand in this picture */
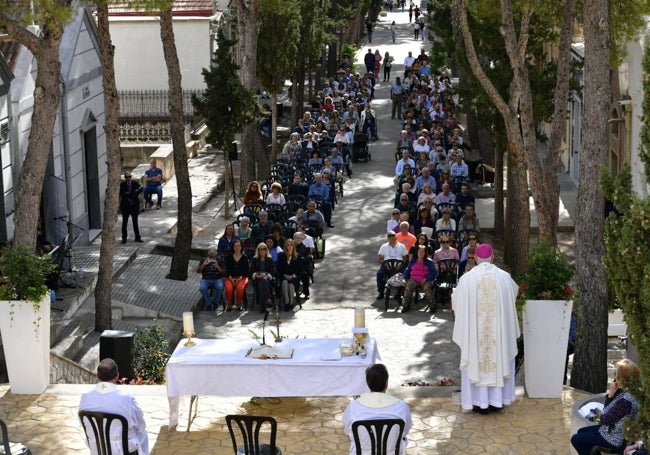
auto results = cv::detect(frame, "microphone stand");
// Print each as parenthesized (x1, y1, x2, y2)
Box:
(261, 310, 269, 346)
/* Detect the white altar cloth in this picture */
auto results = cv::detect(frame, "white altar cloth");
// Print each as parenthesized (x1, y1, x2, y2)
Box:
(166, 337, 379, 427)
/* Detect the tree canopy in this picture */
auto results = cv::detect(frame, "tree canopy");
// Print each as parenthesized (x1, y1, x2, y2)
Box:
(192, 31, 260, 152)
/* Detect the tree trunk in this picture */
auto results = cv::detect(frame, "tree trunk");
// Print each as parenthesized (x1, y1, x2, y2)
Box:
(493, 142, 505, 236)
(506, 141, 530, 276)
(270, 91, 279, 160)
(93, 1, 121, 331)
(456, 0, 529, 273)
(11, 28, 64, 249)
(224, 152, 231, 217)
(497, 0, 558, 247)
(539, 0, 577, 248)
(293, 68, 305, 128)
(240, 126, 258, 184)
(571, 0, 610, 393)
(160, 8, 192, 281)
(235, 0, 261, 187)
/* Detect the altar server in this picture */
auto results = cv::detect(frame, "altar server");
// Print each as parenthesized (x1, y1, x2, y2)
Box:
(79, 358, 150, 454)
(342, 364, 412, 455)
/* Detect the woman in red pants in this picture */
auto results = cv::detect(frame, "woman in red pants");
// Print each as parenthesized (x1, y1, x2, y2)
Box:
(224, 239, 250, 311)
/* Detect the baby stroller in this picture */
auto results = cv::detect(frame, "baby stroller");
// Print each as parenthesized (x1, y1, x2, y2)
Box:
(352, 132, 372, 163)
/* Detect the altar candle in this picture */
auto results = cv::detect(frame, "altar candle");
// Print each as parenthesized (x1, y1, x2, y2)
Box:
(183, 312, 194, 334)
(354, 307, 365, 328)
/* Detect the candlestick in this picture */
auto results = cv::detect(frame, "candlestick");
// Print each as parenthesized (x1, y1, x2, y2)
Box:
(182, 312, 194, 334)
(354, 306, 365, 328)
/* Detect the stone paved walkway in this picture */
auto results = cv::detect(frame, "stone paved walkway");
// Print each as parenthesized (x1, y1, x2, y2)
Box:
(0, 384, 587, 454)
(0, 3, 592, 454)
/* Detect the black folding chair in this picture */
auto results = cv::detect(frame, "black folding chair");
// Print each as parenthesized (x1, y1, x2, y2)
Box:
(351, 418, 405, 455)
(382, 259, 406, 311)
(78, 411, 133, 455)
(0, 418, 32, 455)
(226, 415, 282, 455)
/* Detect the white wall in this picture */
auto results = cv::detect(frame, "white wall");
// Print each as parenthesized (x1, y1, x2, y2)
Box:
(624, 37, 648, 197)
(110, 16, 211, 91)
(6, 8, 107, 244)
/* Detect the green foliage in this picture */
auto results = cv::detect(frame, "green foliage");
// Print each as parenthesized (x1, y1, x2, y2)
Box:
(131, 321, 171, 384)
(257, 0, 301, 94)
(427, 45, 447, 73)
(339, 43, 359, 73)
(601, 36, 650, 443)
(427, 0, 582, 136)
(610, 0, 650, 64)
(340, 43, 358, 60)
(0, 0, 75, 29)
(517, 239, 575, 308)
(192, 31, 260, 151)
(0, 244, 55, 303)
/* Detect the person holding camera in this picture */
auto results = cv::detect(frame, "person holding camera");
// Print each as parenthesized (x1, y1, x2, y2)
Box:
(197, 247, 225, 311)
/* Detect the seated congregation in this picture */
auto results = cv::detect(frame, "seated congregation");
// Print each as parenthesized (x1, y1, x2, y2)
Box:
(377, 70, 485, 314)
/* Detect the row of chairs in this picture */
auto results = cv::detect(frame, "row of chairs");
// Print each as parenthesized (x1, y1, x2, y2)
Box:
(79, 411, 405, 455)
(382, 258, 459, 312)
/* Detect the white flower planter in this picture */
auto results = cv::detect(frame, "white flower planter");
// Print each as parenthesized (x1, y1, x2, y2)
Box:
(0, 296, 50, 394)
(523, 300, 572, 398)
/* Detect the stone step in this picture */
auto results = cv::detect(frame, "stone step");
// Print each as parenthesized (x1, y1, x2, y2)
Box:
(50, 313, 94, 359)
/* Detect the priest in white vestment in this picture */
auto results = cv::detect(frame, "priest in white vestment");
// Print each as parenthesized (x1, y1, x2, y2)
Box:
(343, 364, 412, 455)
(79, 358, 150, 455)
(452, 243, 520, 413)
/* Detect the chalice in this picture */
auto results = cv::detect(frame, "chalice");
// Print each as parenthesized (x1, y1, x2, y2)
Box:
(352, 327, 369, 358)
(183, 330, 196, 347)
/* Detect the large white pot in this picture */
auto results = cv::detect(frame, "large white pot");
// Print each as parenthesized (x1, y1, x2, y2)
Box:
(523, 299, 572, 398)
(0, 296, 50, 394)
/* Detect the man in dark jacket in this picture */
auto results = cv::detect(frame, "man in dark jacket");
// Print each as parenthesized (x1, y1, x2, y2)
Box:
(364, 49, 375, 74)
(120, 171, 143, 244)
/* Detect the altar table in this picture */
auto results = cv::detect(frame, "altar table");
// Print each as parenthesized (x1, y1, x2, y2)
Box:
(166, 337, 379, 427)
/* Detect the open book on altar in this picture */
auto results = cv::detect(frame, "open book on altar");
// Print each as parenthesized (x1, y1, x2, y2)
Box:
(246, 344, 294, 359)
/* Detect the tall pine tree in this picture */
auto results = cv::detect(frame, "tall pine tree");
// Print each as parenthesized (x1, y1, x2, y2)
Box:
(192, 31, 259, 153)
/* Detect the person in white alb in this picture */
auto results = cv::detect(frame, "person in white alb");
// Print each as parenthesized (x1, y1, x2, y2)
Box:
(79, 358, 149, 455)
(452, 243, 520, 415)
(343, 364, 412, 455)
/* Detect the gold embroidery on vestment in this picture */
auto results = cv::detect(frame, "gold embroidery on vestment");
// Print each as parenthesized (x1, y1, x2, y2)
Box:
(477, 276, 497, 375)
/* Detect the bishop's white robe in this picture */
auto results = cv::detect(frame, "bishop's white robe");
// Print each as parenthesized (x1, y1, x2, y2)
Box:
(452, 261, 520, 410)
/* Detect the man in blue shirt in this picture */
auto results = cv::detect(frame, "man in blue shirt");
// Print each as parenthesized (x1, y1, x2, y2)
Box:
(143, 158, 163, 209)
(414, 166, 437, 193)
(308, 173, 333, 228)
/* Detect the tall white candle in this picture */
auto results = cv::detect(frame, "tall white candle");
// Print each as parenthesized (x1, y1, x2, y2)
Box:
(182, 312, 194, 334)
(354, 307, 365, 328)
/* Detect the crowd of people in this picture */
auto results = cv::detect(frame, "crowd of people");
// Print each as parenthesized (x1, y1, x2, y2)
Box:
(98, 5, 650, 455)
(198, 67, 386, 313)
(376, 51, 484, 314)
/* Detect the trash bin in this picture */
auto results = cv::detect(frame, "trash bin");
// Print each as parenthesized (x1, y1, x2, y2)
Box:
(99, 330, 133, 381)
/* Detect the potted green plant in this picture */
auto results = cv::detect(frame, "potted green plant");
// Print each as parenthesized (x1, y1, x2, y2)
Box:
(0, 244, 56, 394)
(518, 239, 575, 307)
(519, 239, 575, 398)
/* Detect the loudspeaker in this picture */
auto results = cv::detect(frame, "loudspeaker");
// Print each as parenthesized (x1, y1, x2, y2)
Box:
(229, 142, 238, 161)
(99, 330, 133, 380)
